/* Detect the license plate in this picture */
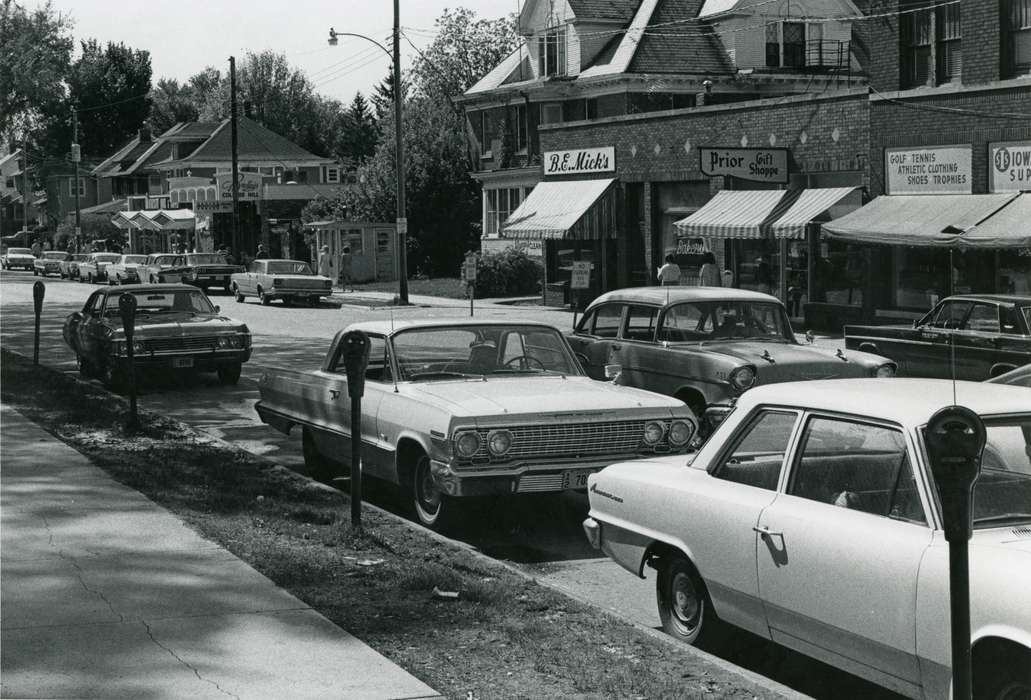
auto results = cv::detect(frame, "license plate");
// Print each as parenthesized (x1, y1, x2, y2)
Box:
(172, 357, 194, 368)
(562, 469, 593, 489)
(163, 274, 181, 283)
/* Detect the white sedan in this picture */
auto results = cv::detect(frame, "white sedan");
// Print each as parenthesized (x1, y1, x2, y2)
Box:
(583, 379, 1031, 700)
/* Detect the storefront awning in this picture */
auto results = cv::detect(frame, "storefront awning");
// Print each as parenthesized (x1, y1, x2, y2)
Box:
(501, 178, 616, 240)
(959, 194, 1031, 248)
(822, 193, 1019, 247)
(673, 190, 790, 239)
(770, 187, 858, 240)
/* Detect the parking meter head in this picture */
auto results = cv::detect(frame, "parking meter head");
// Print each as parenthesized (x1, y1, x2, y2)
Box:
(924, 405, 985, 540)
(118, 293, 138, 340)
(32, 280, 45, 314)
(341, 330, 370, 398)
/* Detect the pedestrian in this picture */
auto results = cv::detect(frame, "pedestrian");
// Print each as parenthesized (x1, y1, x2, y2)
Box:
(317, 244, 333, 279)
(255, 243, 269, 260)
(698, 251, 721, 287)
(721, 268, 734, 288)
(339, 245, 352, 292)
(657, 253, 681, 286)
(755, 255, 773, 295)
(31, 239, 41, 258)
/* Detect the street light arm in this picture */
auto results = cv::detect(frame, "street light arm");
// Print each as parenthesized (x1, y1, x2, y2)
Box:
(328, 28, 392, 59)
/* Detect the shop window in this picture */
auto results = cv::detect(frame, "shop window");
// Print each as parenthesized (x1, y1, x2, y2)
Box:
(895, 248, 949, 309)
(814, 240, 864, 307)
(901, 4, 961, 87)
(538, 26, 567, 77)
(999, 249, 1031, 295)
(1004, 0, 1031, 77)
(485, 188, 524, 235)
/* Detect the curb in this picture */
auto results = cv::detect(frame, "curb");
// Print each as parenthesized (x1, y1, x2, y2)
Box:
(4, 346, 806, 700)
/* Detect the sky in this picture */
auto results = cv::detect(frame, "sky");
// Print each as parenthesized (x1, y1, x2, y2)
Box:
(36, 0, 520, 105)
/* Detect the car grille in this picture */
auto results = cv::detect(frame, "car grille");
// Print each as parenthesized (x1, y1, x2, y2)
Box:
(462, 420, 656, 463)
(141, 336, 222, 353)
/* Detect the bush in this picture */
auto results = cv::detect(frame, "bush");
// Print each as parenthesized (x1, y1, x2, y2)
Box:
(472, 248, 542, 298)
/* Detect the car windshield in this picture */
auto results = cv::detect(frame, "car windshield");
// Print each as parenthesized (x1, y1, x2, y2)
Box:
(188, 254, 228, 265)
(72, 255, 88, 261)
(392, 325, 579, 380)
(103, 289, 215, 316)
(267, 261, 313, 274)
(1021, 306, 1031, 332)
(123, 255, 148, 264)
(94, 254, 121, 263)
(8, 248, 31, 255)
(660, 301, 792, 342)
(42, 252, 66, 260)
(952, 416, 1031, 528)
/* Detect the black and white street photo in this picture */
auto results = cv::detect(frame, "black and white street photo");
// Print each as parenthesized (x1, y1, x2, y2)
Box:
(2, 0, 1030, 698)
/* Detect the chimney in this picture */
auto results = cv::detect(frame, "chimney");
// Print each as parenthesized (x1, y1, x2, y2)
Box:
(138, 127, 152, 143)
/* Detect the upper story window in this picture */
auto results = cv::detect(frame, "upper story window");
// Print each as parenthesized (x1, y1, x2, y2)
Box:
(325, 167, 340, 184)
(506, 104, 527, 151)
(485, 187, 524, 235)
(765, 20, 831, 69)
(901, 3, 961, 88)
(69, 177, 85, 197)
(1005, 0, 1031, 77)
(538, 26, 567, 77)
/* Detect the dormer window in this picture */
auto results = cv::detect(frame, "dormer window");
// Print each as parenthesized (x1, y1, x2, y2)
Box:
(765, 20, 824, 68)
(538, 26, 567, 77)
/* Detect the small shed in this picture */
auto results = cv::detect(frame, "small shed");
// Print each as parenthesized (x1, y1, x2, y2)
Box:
(304, 220, 396, 283)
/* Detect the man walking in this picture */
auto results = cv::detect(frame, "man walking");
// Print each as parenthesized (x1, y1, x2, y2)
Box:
(317, 245, 333, 280)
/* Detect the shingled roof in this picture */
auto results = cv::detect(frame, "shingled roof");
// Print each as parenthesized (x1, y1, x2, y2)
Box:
(629, 0, 733, 74)
(171, 116, 331, 166)
(567, 0, 642, 23)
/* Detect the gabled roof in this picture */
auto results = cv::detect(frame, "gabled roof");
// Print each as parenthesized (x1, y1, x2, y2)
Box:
(0, 149, 22, 171)
(91, 122, 222, 177)
(168, 116, 332, 167)
(567, 0, 641, 22)
(629, 0, 732, 74)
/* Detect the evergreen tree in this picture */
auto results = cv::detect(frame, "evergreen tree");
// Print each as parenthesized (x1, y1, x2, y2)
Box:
(341, 92, 377, 164)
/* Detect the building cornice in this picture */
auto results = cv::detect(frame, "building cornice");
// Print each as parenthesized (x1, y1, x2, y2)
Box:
(870, 76, 1031, 102)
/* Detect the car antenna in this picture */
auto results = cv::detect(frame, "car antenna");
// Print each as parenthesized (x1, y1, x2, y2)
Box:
(949, 250, 957, 406)
(389, 306, 398, 393)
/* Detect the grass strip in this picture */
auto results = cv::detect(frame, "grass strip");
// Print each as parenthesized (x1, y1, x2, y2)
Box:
(1, 348, 773, 699)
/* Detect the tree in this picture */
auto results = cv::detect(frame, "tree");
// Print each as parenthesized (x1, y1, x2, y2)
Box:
(69, 39, 152, 158)
(189, 66, 227, 121)
(369, 70, 407, 122)
(148, 78, 199, 134)
(408, 8, 519, 100)
(0, 0, 73, 139)
(341, 92, 377, 165)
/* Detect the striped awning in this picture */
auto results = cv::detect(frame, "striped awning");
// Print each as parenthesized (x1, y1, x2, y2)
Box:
(673, 190, 790, 239)
(770, 187, 858, 239)
(822, 193, 1020, 247)
(501, 178, 616, 240)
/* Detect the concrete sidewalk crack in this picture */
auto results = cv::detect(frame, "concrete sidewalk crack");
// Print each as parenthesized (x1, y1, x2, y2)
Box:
(140, 620, 239, 699)
(40, 513, 55, 547)
(63, 554, 126, 624)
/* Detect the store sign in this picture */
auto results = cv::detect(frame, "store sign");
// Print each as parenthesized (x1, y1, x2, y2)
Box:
(700, 148, 788, 183)
(989, 141, 1031, 193)
(215, 171, 263, 200)
(543, 147, 615, 176)
(675, 236, 710, 255)
(885, 145, 971, 194)
(570, 261, 592, 289)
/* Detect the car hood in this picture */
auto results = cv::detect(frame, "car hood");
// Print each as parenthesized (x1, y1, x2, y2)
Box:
(970, 525, 1031, 554)
(7, 253, 34, 260)
(408, 375, 683, 419)
(109, 312, 246, 336)
(667, 340, 890, 382)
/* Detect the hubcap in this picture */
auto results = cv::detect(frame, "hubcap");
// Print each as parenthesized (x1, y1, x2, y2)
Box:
(415, 459, 441, 516)
(671, 571, 701, 633)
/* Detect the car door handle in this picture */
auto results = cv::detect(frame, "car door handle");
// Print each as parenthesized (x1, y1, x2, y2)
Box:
(752, 525, 782, 538)
(611, 344, 622, 351)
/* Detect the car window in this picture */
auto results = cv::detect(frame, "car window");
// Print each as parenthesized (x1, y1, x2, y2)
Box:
(363, 335, 392, 383)
(590, 304, 623, 338)
(659, 304, 705, 341)
(964, 303, 999, 333)
(713, 410, 798, 491)
(789, 416, 925, 524)
(83, 292, 103, 316)
(931, 300, 972, 329)
(623, 305, 658, 341)
(1017, 306, 1030, 334)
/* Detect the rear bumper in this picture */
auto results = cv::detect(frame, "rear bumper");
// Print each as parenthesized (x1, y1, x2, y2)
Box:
(114, 349, 250, 369)
(267, 287, 332, 299)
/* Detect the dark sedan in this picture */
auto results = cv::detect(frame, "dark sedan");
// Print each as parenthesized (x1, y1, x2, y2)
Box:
(845, 295, 1031, 381)
(62, 284, 251, 390)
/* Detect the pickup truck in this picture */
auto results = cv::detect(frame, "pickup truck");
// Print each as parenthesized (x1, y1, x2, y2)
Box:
(255, 319, 698, 530)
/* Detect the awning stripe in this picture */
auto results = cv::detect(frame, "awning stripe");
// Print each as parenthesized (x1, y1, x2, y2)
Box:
(822, 193, 1020, 247)
(770, 187, 858, 240)
(673, 190, 789, 239)
(501, 178, 616, 240)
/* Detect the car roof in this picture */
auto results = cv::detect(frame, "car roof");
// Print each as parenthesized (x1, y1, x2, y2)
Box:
(259, 259, 309, 264)
(588, 286, 780, 307)
(347, 318, 563, 335)
(945, 294, 1031, 306)
(739, 378, 1031, 425)
(96, 283, 199, 296)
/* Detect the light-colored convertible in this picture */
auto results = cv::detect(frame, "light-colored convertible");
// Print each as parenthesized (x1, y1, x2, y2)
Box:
(255, 319, 697, 530)
(584, 378, 1031, 700)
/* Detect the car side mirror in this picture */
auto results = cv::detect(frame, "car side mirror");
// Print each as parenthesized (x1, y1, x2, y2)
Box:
(804, 330, 815, 344)
(604, 363, 622, 380)
(912, 320, 920, 328)
(213, 305, 221, 314)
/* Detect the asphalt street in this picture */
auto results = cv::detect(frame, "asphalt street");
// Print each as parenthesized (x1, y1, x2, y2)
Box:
(0, 270, 892, 699)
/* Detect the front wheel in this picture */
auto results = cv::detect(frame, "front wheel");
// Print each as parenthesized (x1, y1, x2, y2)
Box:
(233, 285, 245, 303)
(656, 554, 726, 649)
(410, 452, 459, 531)
(974, 646, 1031, 700)
(258, 289, 271, 306)
(217, 363, 242, 385)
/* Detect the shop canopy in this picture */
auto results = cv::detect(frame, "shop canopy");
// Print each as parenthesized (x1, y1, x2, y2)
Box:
(956, 194, 1031, 248)
(673, 189, 792, 239)
(501, 178, 617, 240)
(822, 193, 1020, 247)
(769, 187, 858, 239)
(111, 209, 195, 231)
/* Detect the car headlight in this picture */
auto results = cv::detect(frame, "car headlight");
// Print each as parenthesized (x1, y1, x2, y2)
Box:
(454, 430, 481, 458)
(643, 421, 664, 445)
(218, 335, 243, 348)
(487, 429, 513, 456)
(668, 419, 694, 447)
(729, 365, 757, 392)
(874, 363, 896, 378)
(133, 340, 145, 353)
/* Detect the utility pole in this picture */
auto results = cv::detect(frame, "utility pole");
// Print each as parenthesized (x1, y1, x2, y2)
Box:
(72, 111, 82, 252)
(393, 0, 409, 304)
(229, 55, 241, 258)
(22, 130, 30, 239)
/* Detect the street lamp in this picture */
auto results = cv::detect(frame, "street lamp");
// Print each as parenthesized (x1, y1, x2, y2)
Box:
(328, 12, 409, 305)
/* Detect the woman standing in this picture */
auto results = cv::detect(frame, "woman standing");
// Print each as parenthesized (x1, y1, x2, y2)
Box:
(698, 252, 721, 287)
(657, 254, 681, 286)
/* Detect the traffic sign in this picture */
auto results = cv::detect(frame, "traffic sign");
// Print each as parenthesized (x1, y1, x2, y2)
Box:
(397, 217, 408, 234)
(571, 261, 591, 289)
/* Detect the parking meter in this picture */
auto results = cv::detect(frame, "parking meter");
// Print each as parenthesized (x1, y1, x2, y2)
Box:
(924, 404, 985, 700)
(32, 281, 45, 365)
(119, 293, 139, 427)
(340, 330, 370, 529)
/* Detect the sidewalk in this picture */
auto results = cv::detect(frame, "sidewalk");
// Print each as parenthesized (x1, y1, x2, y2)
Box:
(0, 406, 442, 700)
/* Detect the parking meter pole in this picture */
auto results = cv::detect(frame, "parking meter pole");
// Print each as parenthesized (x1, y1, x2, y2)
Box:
(341, 331, 370, 531)
(469, 283, 474, 317)
(924, 405, 985, 700)
(119, 293, 139, 428)
(32, 281, 45, 365)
